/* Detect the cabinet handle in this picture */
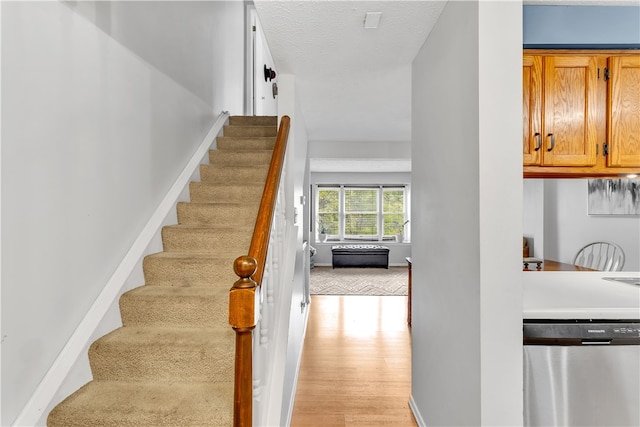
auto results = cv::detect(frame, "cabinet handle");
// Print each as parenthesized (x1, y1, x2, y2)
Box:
(534, 133, 542, 151)
(547, 133, 555, 152)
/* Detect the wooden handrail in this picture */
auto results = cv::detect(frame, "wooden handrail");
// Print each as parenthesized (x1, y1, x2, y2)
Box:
(229, 115, 290, 427)
(248, 115, 290, 284)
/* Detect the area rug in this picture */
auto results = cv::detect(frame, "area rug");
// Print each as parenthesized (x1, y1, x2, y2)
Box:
(310, 266, 408, 296)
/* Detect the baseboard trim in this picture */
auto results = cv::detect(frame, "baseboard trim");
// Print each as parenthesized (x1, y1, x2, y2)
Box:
(12, 111, 229, 427)
(409, 396, 427, 427)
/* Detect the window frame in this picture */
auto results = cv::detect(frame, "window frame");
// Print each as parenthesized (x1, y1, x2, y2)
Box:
(314, 184, 409, 242)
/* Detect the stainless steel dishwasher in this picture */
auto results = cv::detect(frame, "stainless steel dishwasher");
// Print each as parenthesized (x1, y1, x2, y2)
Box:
(524, 320, 640, 427)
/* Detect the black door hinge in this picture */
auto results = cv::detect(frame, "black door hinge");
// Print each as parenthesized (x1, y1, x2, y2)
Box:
(604, 68, 610, 81)
(603, 142, 609, 156)
(252, 25, 256, 32)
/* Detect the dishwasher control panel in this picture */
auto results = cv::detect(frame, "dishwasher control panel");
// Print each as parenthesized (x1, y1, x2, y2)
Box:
(523, 320, 640, 345)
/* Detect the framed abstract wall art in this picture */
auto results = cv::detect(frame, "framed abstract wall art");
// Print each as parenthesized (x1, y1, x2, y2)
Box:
(588, 179, 640, 215)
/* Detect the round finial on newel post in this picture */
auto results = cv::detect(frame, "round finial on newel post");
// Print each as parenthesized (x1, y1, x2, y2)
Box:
(233, 256, 258, 289)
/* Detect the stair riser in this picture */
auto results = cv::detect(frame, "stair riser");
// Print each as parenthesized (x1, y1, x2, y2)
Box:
(216, 137, 275, 151)
(223, 125, 276, 137)
(143, 255, 237, 287)
(120, 293, 228, 327)
(189, 182, 264, 204)
(229, 115, 277, 127)
(199, 164, 268, 184)
(161, 227, 252, 253)
(176, 202, 259, 227)
(89, 333, 235, 382)
(209, 150, 273, 166)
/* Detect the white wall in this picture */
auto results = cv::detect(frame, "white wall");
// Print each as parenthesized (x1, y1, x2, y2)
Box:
(64, 1, 245, 111)
(308, 140, 411, 159)
(523, 179, 545, 258)
(0, 2, 245, 425)
(411, 1, 522, 425)
(543, 179, 640, 271)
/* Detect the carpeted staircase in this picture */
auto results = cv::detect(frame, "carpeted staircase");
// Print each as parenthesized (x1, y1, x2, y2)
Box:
(47, 116, 278, 426)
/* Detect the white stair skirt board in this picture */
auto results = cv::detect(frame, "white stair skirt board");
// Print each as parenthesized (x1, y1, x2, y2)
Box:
(13, 111, 230, 427)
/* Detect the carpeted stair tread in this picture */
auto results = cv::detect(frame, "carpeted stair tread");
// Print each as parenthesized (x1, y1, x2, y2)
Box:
(161, 225, 252, 253)
(120, 286, 229, 327)
(199, 163, 269, 183)
(229, 115, 277, 126)
(209, 149, 273, 165)
(47, 380, 233, 427)
(216, 136, 276, 151)
(143, 252, 239, 286)
(222, 124, 276, 137)
(89, 326, 234, 382)
(177, 202, 259, 226)
(189, 182, 264, 203)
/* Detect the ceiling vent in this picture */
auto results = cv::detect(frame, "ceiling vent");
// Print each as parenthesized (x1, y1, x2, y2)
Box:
(364, 12, 382, 29)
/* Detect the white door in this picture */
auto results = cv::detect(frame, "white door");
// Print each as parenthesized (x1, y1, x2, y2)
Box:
(249, 7, 278, 116)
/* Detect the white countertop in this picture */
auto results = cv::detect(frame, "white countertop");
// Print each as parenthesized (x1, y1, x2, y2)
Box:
(523, 271, 640, 320)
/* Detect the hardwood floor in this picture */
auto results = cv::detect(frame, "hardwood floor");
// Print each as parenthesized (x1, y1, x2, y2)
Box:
(290, 295, 416, 427)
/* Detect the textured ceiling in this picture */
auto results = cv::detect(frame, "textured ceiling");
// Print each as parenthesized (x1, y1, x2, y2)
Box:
(254, 1, 447, 144)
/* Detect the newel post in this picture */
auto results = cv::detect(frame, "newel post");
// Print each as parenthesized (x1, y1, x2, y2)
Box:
(229, 256, 258, 427)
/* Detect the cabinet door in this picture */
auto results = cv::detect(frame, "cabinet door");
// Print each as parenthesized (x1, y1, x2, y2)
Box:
(542, 56, 598, 167)
(607, 56, 640, 168)
(523, 55, 542, 165)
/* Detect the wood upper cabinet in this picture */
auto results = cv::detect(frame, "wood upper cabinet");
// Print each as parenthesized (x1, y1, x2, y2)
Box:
(607, 56, 640, 168)
(523, 55, 542, 165)
(523, 50, 640, 177)
(523, 54, 598, 168)
(543, 56, 598, 166)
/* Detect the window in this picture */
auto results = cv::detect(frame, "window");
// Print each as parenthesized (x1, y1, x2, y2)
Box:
(383, 188, 405, 235)
(344, 188, 378, 238)
(315, 185, 409, 241)
(317, 188, 339, 235)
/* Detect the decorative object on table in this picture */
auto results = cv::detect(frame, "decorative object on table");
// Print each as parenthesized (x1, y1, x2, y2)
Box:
(523, 237, 530, 258)
(523, 257, 543, 270)
(394, 219, 409, 243)
(317, 219, 329, 243)
(588, 179, 640, 215)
